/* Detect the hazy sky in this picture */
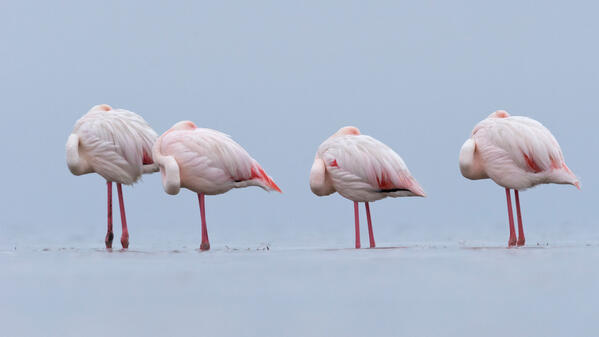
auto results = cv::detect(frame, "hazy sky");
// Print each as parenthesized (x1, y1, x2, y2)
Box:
(1, 1, 597, 247)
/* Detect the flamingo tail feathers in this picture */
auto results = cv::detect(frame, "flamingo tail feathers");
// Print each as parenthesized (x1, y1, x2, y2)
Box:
(250, 165, 282, 193)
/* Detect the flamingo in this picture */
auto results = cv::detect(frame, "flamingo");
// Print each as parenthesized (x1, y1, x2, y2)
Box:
(152, 121, 282, 250)
(459, 110, 580, 247)
(310, 126, 426, 248)
(66, 104, 158, 249)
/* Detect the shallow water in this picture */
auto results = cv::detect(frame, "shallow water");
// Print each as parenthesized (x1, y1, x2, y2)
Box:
(1, 242, 598, 337)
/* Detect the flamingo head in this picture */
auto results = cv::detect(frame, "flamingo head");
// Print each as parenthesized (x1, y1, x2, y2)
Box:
(488, 110, 510, 119)
(90, 104, 113, 112)
(170, 120, 198, 131)
(333, 126, 361, 137)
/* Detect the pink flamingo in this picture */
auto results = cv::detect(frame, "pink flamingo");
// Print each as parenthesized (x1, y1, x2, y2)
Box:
(66, 104, 158, 249)
(152, 121, 282, 250)
(459, 110, 580, 247)
(310, 126, 426, 248)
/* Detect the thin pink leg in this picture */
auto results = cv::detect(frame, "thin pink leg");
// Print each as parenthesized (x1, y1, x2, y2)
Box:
(515, 190, 525, 246)
(354, 201, 361, 249)
(105, 181, 114, 249)
(117, 183, 129, 249)
(198, 193, 210, 251)
(365, 202, 376, 248)
(505, 188, 516, 247)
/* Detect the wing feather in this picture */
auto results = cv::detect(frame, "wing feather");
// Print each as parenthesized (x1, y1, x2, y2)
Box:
(163, 128, 256, 183)
(71, 107, 158, 183)
(473, 116, 565, 174)
(318, 135, 423, 195)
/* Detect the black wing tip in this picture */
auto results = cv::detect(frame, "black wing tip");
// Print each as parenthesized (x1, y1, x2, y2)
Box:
(378, 188, 410, 193)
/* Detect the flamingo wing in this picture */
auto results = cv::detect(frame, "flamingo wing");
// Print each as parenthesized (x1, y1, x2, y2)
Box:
(473, 116, 566, 174)
(160, 128, 280, 194)
(318, 135, 425, 196)
(70, 107, 158, 183)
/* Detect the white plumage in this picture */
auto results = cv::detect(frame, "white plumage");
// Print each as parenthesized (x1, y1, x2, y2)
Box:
(66, 104, 158, 184)
(460, 110, 579, 190)
(153, 121, 281, 196)
(311, 126, 425, 202)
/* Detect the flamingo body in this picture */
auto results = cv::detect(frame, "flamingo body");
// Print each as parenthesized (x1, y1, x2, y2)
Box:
(310, 126, 425, 248)
(66, 104, 158, 184)
(153, 121, 281, 195)
(311, 127, 425, 202)
(460, 110, 579, 190)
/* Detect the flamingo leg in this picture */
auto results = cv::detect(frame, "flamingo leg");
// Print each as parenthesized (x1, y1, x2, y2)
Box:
(365, 202, 376, 248)
(117, 183, 129, 249)
(505, 188, 517, 247)
(515, 190, 525, 246)
(198, 193, 210, 251)
(105, 181, 114, 249)
(354, 201, 361, 249)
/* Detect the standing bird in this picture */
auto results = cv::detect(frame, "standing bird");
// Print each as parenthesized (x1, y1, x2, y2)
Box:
(459, 110, 580, 247)
(310, 126, 426, 249)
(66, 104, 158, 249)
(152, 121, 282, 251)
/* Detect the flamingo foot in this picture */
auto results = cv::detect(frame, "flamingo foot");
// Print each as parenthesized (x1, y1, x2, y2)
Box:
(517, 238, 525, 247)
(120, 233, 129, 249)
(105, 232, 114, 249)
(508, 235, 517, 247)
(200, 242, 210, 251)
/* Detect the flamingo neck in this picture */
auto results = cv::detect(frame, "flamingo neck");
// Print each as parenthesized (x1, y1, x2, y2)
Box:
(459, 139, 488, 180)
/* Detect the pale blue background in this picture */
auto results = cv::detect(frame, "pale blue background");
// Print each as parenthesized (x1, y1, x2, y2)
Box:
(0, 1, 595, 248)
(0, 2, 597, 336)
